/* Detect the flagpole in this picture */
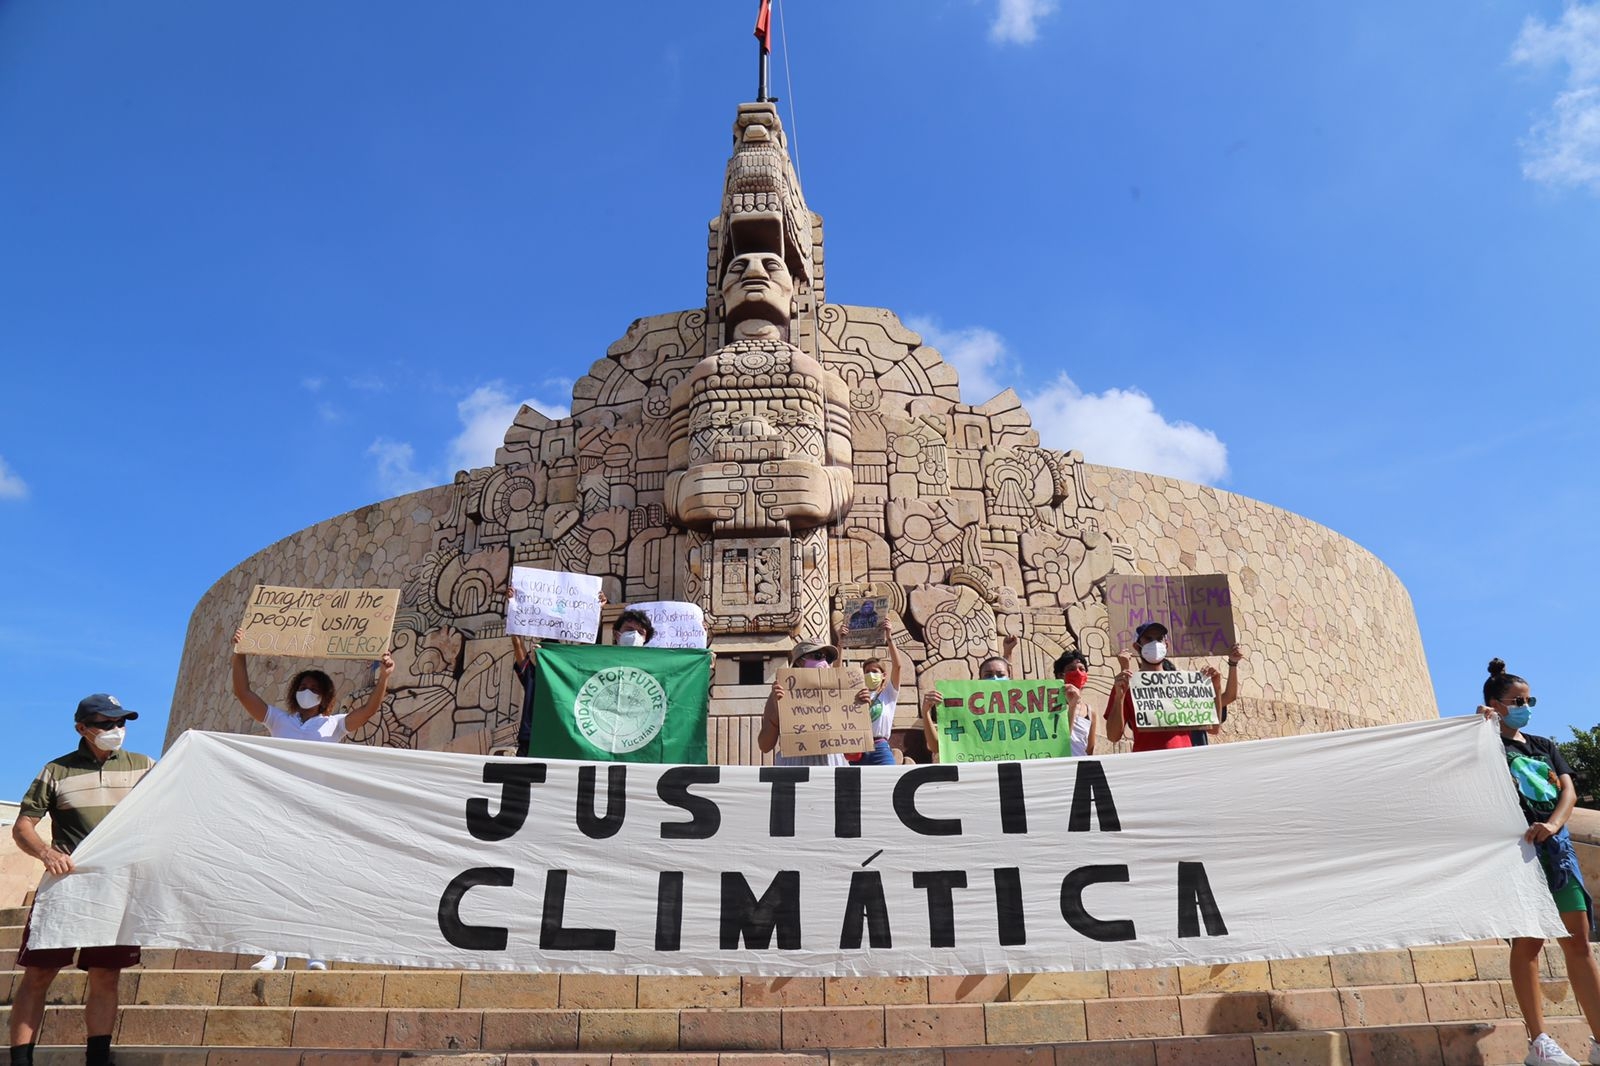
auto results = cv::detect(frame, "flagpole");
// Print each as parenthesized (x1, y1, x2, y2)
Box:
(754, 0, 772, 102)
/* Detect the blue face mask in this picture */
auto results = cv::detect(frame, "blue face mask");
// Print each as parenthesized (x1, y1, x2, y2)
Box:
(1502, 705, 1532, 730)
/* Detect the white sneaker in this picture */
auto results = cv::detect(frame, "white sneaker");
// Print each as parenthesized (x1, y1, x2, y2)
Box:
(1587, 1036, 1600, 1065)
(250, 953, 285, 971)
(1526, 1032, 1580, 1065)
(306, 958, 329, 971)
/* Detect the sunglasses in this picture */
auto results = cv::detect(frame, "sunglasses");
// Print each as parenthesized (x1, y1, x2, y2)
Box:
(82, 717, 128, 730)
(1502, 696, 1538, 708)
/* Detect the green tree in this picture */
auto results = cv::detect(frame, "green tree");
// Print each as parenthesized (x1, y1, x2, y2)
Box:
(1559, 726, 1600, 808)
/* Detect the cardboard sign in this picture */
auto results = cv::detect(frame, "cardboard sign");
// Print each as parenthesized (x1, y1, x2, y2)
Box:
(629, 601, 708, 649)
(508, 566, 602, 643)
(1105, 573, 1236, 656)
(237, 585, 400, 660)
(775, 665, 871, 758)
(932, 679, 1072, 763)
(839, 595, 889, 649)
(1130, 670, 1219, 730)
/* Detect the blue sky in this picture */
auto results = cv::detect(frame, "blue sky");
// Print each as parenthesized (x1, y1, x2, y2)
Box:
(2, 1, 1597, 799)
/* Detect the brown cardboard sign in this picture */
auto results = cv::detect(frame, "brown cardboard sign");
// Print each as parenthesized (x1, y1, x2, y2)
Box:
(775, 665, 872, 758)
(237, 584, 400, 660)
(1105, 573, 1236, 657)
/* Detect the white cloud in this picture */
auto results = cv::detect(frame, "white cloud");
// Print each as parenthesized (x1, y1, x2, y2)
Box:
(906, 316, 1011, 402)
(370, 382, 570, 495)
(0, 456, 27, 500)
(367, 439, 431, 496)
(448, 384, 570, 471)
(908, 318, 1229, 485)
(1023, 375, 1229, 485)
(989, 0, 1058, 45)
(1512, 3, 1600, 193)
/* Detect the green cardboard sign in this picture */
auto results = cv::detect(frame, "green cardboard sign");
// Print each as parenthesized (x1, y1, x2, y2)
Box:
(932, 679, 1073, 763)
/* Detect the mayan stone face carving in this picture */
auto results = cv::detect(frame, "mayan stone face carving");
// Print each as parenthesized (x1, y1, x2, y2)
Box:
(168, 98, 1437, 760)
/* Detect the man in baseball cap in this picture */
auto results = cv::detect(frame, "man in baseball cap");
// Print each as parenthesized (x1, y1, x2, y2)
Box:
(10, 694, 154, 1066)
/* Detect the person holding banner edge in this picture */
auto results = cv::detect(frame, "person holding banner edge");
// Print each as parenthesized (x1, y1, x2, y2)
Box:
(1476, 659, 1600, 1066)
(1104, 622, 1226, 753)
(10, 695, 154, 1066)
(230, 629, 395, 970)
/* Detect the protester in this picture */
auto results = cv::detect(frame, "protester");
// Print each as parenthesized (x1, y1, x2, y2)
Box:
(857, 615, 911, 766)
(10, 695, 155, 1066)
(231, 630, 395, 970)
(759, 640, 871, 767)
(1103, 622, 1223, 752)
(1190, 642, 1246, 747)
(1477, 658, 1600, 1066)
(919, 636, 1019, 760)
(507, 586, 609, 757)
(611, 609, 655, 647)
(1053, 650, 1095, 757)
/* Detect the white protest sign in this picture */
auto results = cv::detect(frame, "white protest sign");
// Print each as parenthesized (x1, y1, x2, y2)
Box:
(508, 566, 602, 643)
(630, 601, 708, 649)
(31, 718, 1562, 976)
(1130, 670, 1219, 731)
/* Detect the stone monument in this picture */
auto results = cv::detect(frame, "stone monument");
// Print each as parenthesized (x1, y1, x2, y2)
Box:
(169, 99, 1436, 759)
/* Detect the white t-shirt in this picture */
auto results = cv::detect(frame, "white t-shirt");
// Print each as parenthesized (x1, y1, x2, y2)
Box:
(869, 681, 899, 741)
(264, 705, 350, 743)
(1070, 712, 1091, 758)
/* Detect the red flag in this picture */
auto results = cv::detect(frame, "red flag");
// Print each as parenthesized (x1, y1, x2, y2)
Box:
(753, 0, 772, 54)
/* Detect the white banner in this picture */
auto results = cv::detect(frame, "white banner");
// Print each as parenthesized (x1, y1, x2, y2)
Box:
(31, 717, 1562, 976)
(630, 601, 708, 649)
(507, 566, 601, 643)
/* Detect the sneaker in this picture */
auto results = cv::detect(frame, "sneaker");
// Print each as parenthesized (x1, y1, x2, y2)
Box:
(1587, 1036, 1600, 1065)
(1527, 1032, 1581, 1065)
(306, 958, 329, 971)
(250, 953, 285, 971)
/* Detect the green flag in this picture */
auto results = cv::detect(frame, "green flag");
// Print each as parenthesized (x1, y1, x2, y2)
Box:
(932, 679, 1072, 763)
(530, 643, 711, 764)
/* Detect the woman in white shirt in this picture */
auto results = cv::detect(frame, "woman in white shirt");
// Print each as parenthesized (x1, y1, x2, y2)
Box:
(229, 629, 395, 969)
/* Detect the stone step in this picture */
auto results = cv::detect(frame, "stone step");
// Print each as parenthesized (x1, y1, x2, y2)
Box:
(13, 1022, 1598, 1066)
(0, 973, 1587, 1051)
(0, 941, 1585, 1010)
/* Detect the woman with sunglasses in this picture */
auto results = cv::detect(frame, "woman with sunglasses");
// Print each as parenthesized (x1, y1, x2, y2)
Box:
(230, 629, 395, 971)
(1478, 658, 1600, 1066)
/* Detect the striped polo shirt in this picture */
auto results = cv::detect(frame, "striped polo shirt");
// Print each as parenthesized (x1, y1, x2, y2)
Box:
(19, 740, 155, 854)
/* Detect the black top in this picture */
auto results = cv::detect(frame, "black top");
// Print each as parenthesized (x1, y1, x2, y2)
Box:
(1499, 732, 1571, 825)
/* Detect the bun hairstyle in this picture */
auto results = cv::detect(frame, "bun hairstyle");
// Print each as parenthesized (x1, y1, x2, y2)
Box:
(1483, 658, 1527, 705)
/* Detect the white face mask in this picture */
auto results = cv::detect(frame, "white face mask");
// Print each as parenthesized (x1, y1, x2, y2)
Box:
(92, 727, 126, 752)
(617, 630, 646, 647)
(295, 688, 323, 711)
(1140, 641, 1167, 664)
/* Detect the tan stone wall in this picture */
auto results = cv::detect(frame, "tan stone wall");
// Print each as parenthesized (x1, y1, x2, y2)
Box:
(169, 486, 464, 746)
(1086, 465, 1437, 736)
(168, 465, 1436, 755)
